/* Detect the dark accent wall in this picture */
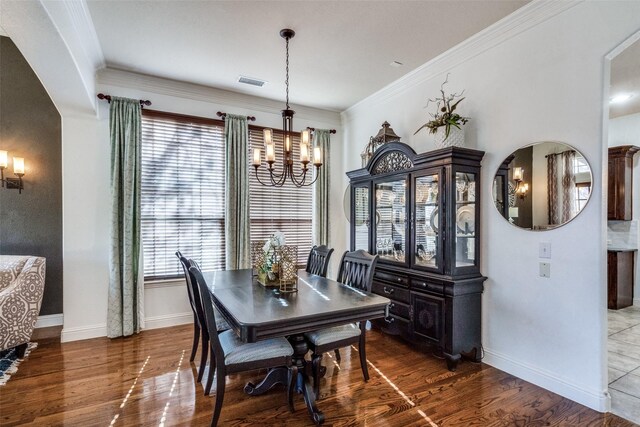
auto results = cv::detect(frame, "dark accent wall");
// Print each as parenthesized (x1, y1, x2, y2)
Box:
(0, 37, 63, 315)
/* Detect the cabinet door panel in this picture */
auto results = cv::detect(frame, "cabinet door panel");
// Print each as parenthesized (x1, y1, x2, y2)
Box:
(411, 293, 444, 343)
(412, 169, 444, 273)
(374, 178, 408, 264)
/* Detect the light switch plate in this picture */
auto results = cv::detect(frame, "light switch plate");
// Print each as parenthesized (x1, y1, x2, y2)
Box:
(539, 242, 551, 258)
(539, 262, 551, 278)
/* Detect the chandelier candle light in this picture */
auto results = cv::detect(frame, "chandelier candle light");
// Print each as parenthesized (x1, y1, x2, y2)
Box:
(252, 29, 323, 187)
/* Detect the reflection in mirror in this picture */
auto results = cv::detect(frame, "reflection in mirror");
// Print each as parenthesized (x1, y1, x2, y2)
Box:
(492, 142, 592, 230)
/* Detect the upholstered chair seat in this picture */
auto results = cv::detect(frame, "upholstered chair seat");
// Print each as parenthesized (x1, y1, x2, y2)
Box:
(218, 330, 293, 364)
(304, 324, 360, 347)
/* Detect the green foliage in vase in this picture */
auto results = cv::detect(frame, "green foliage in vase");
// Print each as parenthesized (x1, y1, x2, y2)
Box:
(414, 74, 470, 141)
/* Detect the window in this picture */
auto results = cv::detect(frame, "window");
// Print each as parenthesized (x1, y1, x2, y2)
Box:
(248, 128, 313, 265)
(574, 154, 591, 211)
(575, 182, 591, 210)
(141, 111, 226, 280)
(141, 111, 315, 279)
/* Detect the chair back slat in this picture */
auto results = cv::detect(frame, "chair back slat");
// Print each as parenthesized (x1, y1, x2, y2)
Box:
(305, 245, 334, 278)
(176, 251, 206, 330)
(336, 250, 379, 292)
(189, 263, 225, 363)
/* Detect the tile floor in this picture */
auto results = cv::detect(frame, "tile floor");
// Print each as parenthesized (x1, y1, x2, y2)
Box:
(609, 305, 640, 423)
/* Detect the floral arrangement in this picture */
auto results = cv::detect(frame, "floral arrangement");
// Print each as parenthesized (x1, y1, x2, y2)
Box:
(258, 231, 286, 281)
(414, 74, 470, 141)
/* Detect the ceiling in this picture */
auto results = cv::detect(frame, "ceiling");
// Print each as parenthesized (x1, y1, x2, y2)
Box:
(86, 0, 528, 112)
(610, 38, 640, 119)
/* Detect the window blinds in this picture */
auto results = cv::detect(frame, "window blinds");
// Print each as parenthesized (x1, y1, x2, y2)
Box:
(140, 111, 315, 279)
(248, 128, 313, 265)
(141, 111, 226, 279)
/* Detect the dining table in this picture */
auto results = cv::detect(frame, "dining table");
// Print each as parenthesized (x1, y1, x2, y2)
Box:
(200, 268, 390, 425)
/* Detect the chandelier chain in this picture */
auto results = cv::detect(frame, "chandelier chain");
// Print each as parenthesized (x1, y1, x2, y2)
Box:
(285, 36, 290, 109)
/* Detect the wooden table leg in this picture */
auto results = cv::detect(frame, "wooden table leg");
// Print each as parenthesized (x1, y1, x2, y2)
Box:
(244, 367, 289, 395)
(289, 334, 325, 425)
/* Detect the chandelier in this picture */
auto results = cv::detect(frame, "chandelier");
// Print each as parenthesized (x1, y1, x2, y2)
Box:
(251, 29, 323, 187)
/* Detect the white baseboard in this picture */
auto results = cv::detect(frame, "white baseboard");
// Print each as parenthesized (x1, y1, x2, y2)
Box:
(143, 312, 192, 330)
(61, 323, 107, 343)
(483, 347, 610, 412)
(59, 313, 192, 342)
(634, 297, 640, 307)
(35, 313, 63, 328)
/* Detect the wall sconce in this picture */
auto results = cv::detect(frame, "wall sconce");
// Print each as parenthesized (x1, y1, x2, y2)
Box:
(0, 150, 25, 194)
(512, 166, 528, 200)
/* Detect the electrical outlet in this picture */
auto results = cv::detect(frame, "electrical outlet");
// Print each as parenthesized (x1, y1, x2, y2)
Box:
(539, 262, 551, 278)
(539, 242, 551, 258)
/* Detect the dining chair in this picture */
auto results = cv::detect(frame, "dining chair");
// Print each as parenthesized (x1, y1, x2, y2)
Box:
(176, 251, 230, 391)
(304, 249, 379, 397)
(189, 264, 297, 427)
(305, 245, 334, 278)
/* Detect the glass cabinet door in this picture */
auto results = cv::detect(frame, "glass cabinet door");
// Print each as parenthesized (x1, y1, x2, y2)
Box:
(454, 171, 477, 269)
(374, 179, 407, 263)
(413, 173, 441, 271)
(353, 185, 370, 251)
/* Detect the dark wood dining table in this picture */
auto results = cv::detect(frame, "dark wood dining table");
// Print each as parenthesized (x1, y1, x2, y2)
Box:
(201, 268, 390, 425)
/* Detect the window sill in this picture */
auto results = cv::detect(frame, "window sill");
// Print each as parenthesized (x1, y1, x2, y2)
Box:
(144, 278, 185, 289)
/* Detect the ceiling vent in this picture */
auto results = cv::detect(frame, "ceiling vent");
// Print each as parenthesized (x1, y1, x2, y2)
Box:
(238, 76, 267, 87)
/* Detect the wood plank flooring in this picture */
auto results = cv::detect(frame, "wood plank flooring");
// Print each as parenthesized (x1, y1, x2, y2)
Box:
(0, 325, 634, 426)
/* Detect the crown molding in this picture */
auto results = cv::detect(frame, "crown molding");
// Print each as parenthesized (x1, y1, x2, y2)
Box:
(342, 0, 582, 122)
(97, 68, 342, 126)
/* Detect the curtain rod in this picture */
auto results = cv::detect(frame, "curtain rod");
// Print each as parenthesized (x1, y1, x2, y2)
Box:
(307, 127, 337, 134)
(545, 149, 575, 158)
(216, 111, 256, 121)
(97, 93, 152, 107)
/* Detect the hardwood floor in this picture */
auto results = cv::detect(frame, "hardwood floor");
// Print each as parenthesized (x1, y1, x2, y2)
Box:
(0, 325, 633, 426)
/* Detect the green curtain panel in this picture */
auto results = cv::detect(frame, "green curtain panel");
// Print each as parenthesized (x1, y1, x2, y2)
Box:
(313, 129, 331, 246)
(108, 97, 142, 338)
(224, 114, 251, 269)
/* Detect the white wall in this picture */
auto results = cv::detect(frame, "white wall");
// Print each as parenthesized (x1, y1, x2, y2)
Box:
(59, 69, 342, 341)
(340, 1, 640, 411)
(609, 112, 640, 303)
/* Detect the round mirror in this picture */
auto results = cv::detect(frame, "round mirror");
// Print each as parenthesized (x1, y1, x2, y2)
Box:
(492, 142, 592, 230)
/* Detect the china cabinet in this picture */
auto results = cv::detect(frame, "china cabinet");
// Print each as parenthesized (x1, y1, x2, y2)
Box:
(347, 142, 486, 370)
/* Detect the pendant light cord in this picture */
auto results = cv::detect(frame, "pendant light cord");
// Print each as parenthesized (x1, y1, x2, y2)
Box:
(285, 35, 290, 110)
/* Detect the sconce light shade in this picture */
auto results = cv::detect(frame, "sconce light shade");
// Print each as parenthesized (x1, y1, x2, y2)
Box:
(513, 167, 523, 181)
(0, 151, 26, 193)
(13, 157, 25, 175)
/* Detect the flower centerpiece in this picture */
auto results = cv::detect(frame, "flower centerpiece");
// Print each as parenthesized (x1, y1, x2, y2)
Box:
(414, 74, 470, 148)
(257, 231, 286, 286)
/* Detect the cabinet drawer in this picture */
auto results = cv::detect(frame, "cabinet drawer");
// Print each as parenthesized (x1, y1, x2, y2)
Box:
(388, 301, 410, 320)
(374, 270, 409, 287)
(381, 314, 410, 327)
(412, 279, 444, 294)
(372, 281, 410, 303)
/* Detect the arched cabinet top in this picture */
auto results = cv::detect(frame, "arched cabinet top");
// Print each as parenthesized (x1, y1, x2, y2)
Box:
(346, 142, 484, 181)
(367, 142, 417, 175)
